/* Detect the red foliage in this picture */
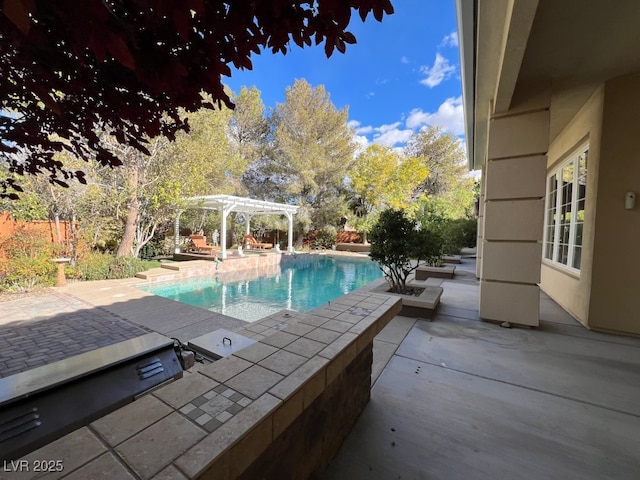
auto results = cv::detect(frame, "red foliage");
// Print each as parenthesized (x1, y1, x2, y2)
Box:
(0, 0, 394, 198)
(336, 231, 362, 243)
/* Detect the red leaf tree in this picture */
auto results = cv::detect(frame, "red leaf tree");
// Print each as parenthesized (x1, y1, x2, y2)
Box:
(0, 0, 394, 198)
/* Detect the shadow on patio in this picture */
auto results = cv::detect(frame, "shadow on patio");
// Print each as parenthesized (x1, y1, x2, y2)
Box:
(324, 258, 640, 480)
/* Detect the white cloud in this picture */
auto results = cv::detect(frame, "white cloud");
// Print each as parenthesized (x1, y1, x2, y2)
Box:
(419, 53, 456, 88)
(348, 120, 374, 135)
(374, 128, 414, 147)
(353, 134, 370, 154)
(440, 32, 458, 48)
(349, 97, 464, 149)
(376, 122, 402, 134)
(405, 96, 464, 135)
(371, 122, 414, 146)
(400, 56, 410, 64)
(351, 121, 414, 147)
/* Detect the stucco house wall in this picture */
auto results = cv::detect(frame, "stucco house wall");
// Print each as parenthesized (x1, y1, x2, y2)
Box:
(540, 87, 603, 327)
(541, 74, 640, 336)
(588, 74, 640, 335)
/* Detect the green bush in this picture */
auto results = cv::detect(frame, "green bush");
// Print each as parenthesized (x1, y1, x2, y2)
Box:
(440, 218, 477, 254)
(76, 251, 113, 280)
(76, 252, 160, 281)
(0, 231, 162, 291)
(0, 230, 57, 291)
(138, 242, 157, 260)
(312, 225, 338, 249)
(369, 209, 443, 293)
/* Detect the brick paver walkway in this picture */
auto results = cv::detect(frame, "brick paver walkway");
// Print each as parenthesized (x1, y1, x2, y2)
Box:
(0, 290, 149, 378)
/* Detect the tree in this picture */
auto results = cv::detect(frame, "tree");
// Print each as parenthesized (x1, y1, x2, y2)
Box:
(369, 209, 442, 293)
(0, 172, 47, 221)
(168, 100, 242, 195)
(268, 79, 356, 242)
(110, 101, 243, 257)
(405, 126, 475, 219)
(228, 86, 270, 170)
(348, 144, 429, 242)
(0, 0, 394, 198)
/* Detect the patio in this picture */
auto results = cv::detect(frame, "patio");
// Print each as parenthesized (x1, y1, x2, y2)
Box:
(324, 258, 640, 479)
(1, 258, 640, 478)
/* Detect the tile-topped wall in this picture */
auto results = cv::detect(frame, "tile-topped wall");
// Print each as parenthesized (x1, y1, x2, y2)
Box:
(14, 291, 401, 480)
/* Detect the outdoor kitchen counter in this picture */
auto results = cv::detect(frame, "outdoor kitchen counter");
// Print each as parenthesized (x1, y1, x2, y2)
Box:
(13, 290, 401, 480)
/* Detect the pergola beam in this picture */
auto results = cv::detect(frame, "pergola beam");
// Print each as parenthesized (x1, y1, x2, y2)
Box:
(177, 195, 299, 259)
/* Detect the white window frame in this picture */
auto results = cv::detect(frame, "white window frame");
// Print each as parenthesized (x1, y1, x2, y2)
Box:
(543, 143, 588, 273)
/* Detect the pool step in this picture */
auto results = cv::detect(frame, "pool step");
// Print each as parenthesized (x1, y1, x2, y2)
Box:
(136, 261, 221, 282)
(159, 260, 214, 272)
(135, 268, 179, 282)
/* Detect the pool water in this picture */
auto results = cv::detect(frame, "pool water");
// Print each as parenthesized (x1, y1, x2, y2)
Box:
(138, 256, 383, 322)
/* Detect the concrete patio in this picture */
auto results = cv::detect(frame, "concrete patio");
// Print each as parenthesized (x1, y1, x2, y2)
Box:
(324, 259, 640, 479)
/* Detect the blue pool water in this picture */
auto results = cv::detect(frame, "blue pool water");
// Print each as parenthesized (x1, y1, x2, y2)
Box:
(139, 256, 383, 322)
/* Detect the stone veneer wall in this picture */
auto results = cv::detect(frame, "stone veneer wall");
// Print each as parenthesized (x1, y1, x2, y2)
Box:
(235, 345, 372, 480)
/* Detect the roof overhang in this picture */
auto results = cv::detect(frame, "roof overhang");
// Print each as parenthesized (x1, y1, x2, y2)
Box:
(455, 0, 476, 171)
(456, 0, 539, 171)
(456, 0, 640, 172)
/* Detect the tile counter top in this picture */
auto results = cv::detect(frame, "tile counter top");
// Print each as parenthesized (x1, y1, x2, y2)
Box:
(13, 291, 401, 480)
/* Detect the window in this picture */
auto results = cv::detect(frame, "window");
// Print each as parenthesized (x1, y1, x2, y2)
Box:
(543, 145, 588, 271)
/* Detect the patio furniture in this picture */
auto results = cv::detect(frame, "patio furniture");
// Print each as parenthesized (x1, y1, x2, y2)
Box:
(244, 234, 273, 249)
(189, 234, 218, 255)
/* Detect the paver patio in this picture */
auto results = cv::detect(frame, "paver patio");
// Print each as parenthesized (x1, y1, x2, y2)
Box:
(0, 291, 149, 378)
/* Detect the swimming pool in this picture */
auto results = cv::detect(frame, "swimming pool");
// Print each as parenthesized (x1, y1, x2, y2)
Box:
(138, 255, 383, 322)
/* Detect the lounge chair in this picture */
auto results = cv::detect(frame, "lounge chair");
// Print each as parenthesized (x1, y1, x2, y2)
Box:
(244, 234, 273, 250)
(189, 235, 218, 255)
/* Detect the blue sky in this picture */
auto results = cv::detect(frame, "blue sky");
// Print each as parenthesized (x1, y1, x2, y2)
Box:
(224, 0, 463, 151)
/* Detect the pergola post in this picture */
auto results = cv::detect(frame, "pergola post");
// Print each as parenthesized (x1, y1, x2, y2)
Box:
(284, 212, 294, 253)
(174, 211, 182, 253)
(182, 195, 298, 258)
(221, 203, 235, 260)
(245, 214, 252, 248)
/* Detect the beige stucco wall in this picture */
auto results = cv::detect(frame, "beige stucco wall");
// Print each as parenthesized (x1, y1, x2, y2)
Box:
(587, 75, 640, 334)
(540, 87, 604, 327)
(481, 107, 549, 327)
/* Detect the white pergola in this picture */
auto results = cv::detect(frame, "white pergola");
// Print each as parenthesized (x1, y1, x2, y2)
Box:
(176, 195, 299, 259)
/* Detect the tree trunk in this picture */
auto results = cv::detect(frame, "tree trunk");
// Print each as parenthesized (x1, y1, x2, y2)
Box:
(116, 164, 139, 257)
(362, 230, 368, 244)
(70, 213, 78, 263)
(116, 198, 139, 257)
(53, 212, 62, 247)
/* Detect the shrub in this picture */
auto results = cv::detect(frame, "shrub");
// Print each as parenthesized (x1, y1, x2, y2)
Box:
(76, 252, 160, 281)
(312, 225, 338, 249)
(440, 218, 477, 254)
(138, 242, 157, 260)
(0, 230, 57, 291)
(76, 251, 113, 280)
(369, 209, 442, 293)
